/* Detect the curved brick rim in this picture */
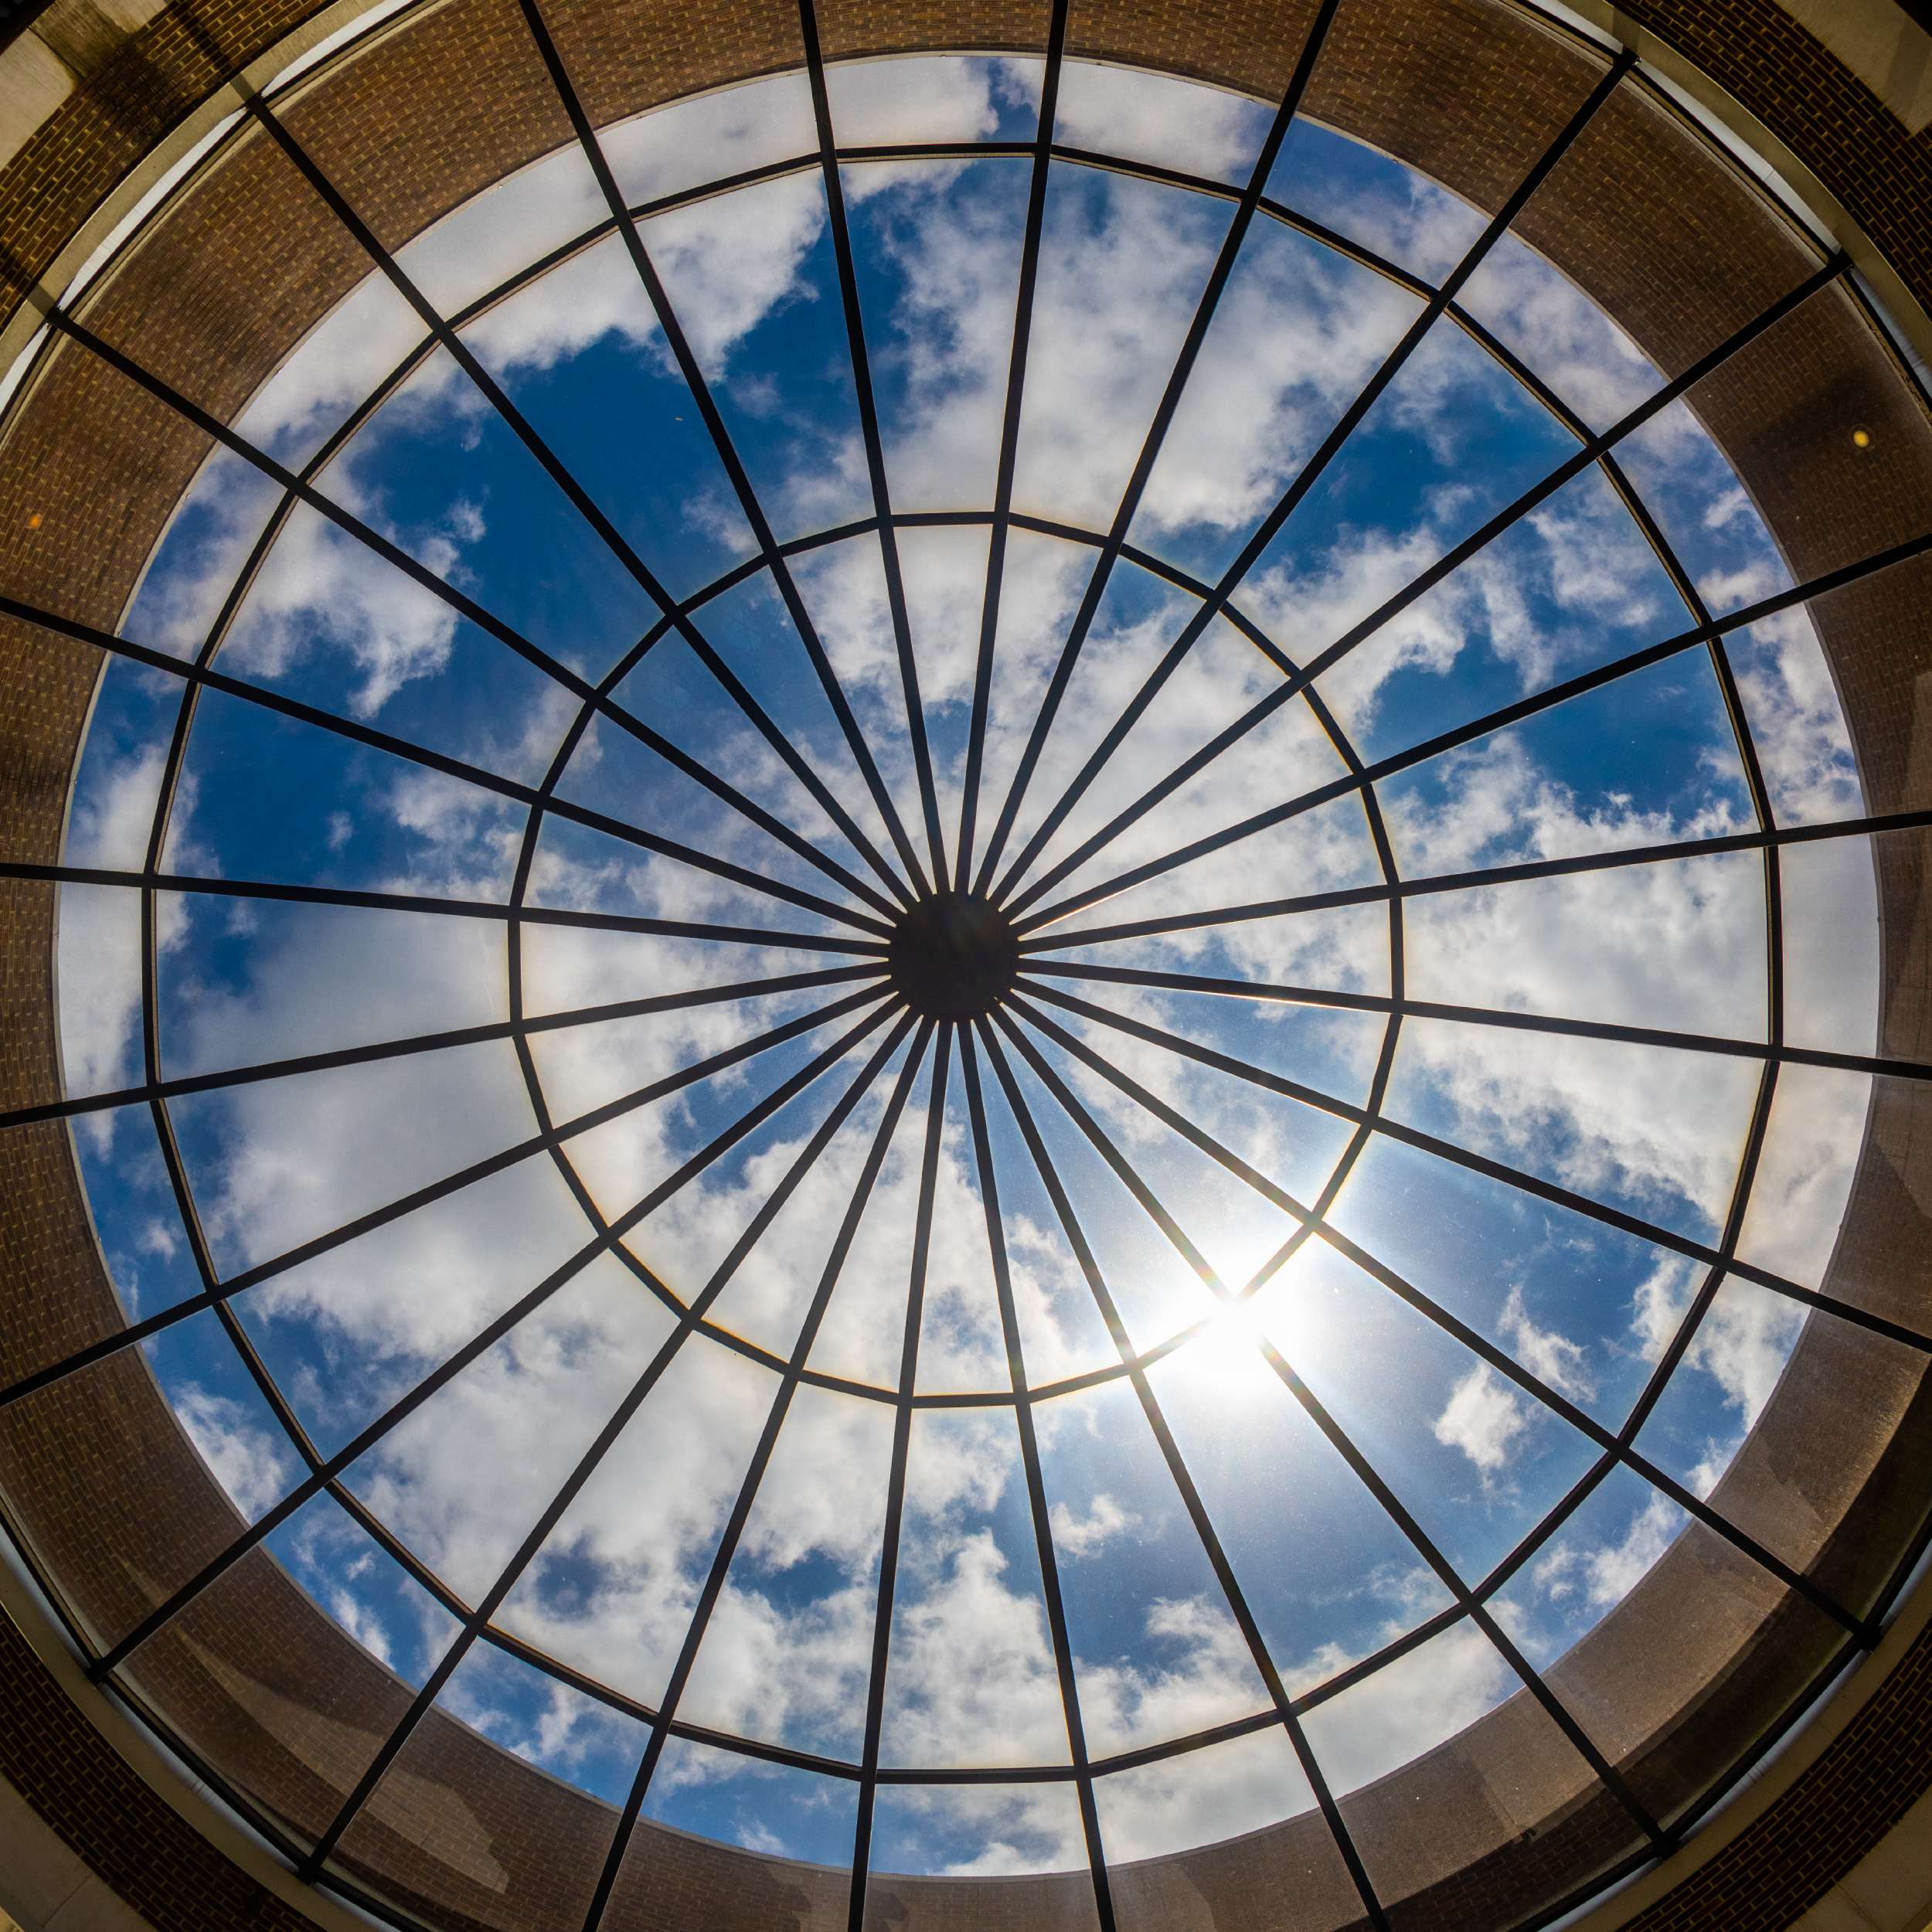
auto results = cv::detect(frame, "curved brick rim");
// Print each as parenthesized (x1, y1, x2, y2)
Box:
(1, 3, 1930, 1931)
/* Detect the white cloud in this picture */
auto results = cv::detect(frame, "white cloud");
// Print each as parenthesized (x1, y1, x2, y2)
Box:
(1500, 1285, 1592, 1400)
(1047, 1492, 1134, 1556)
(1434, 1363, 1531, 1474)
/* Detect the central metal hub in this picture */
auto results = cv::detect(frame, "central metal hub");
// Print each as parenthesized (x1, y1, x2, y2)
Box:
(888, 891, 1020, 1022)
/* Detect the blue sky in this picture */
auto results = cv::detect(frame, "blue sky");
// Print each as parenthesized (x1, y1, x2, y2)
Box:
(53, 51, 1882, 1885)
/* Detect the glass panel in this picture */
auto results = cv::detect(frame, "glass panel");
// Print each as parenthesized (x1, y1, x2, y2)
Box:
(1131, 215, 1423, 583)
(843, 155, 1031, 515)
(868, 1777, 1094, 1883)
(56, 885, 146, 1100)
(1034, 1378, 1270, 1757)
(641, 175, 869, 545)
(1324, 1133, 1684, 1435)
(493, 1330, 777, 1709)
(1301, 1617, 1519, 1801)
(335, 1250, 679, 1606)
(1375, 647, 1756, 876)
(1251, 1238, 1604, 1588)
(1054, 61, 1272, 184)
(1290, 465, 1692, 771)
(223, 1151, 591, 1463)
(879, 1408, 1071, 1768)
(1379, 1018, 1760, 1247)
(142, 1310, 305, 1527)
(1734, 1063, 1872, 1289)
(263, 1487, 461, 1690)
(1398, 855, 1767, 1042)
(1628, 1272, 1805, 1512)
(461, 232, 758, 600)
(1147, 1327, 1455, 1695)
(1778, 835, 1881, 1056)
(1491, 1459, 1686, 1657)
(1266, 118, 1487, 287)
(827, 54, 1039, 147)
(1009, 165, 1233, 530)
(679, 1383, 893, 1757)
(638, 1736, 860, 1869)
(67, 1103, 206, 1320)
(602, 74, 819, 208)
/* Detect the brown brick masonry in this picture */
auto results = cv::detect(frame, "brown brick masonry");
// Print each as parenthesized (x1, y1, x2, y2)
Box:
(0, 1, 1930, 1930)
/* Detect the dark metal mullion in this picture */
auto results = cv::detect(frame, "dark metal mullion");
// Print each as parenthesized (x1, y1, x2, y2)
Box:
(38, 304, 871, 930)
(2, 860, 887, 957)
(3, 591, 892, 936)
(1001, 992, 1874, 1642)
(798, 0, 948, 889)
(1014, 977, 1747, 1287)
(515, 0, 921, 905)
(988, 49, 1638, 910)
(955, 0, 1069, 893)
(1014, 798, 1932, 954)
(84, 997, 903, 1682)
(579, 1017, 928, 1932)
(957, 1028, 1116, 1932)
(1261, 1341, 1668, 1849)
(1004, 250, 1850, 927)
(1009, 958, 1932, 1088)
(240, 86, 903, 913)
(1009, 978, 1932, 1365)
(3, 965, 886, 1134)
(298, 1016, 919, 1882)
(975, 1026, 1389, 1931)
(9, 988, 896, 1424)
(991, 1014, 1665, 1846)
(973, 0, 1345, 900)
(847, 1026, 953, 1932)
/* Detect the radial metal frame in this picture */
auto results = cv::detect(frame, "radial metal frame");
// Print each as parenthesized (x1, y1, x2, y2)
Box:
(2, 3, 1930, 1930)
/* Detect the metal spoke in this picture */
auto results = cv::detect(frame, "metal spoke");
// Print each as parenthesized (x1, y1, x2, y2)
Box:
(1003, 252, 1849, 923)
(0, 591, 893, 935)
(972, 0, 1347, 898)
(0, 859, 885, 957)
(958, 1026, 1116, 1932)
(988, 49, 1637, 908)
(985, 1010, 1670, 1847)
(298, 1015, 919, 1882)
(578, 1019, 929, 1932)
(800, 0, 950, 889)
(1014, 958, 1932, 1086)
(996, 995, 1877, 1645)
(3, 965, 886, 1133)
(1009, 981, 1932, 1361)
(845, 1022, 952, 1930)
(515, 0, 924, 904)
(975, 1024, 1389, 1930)
(81, 997, 904, 1682)
(9, 989, 896, 1424)
(954, 0, 1069, 892)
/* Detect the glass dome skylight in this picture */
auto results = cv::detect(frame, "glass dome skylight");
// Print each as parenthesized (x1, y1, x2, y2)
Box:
(15, 2, 1926, 1927)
